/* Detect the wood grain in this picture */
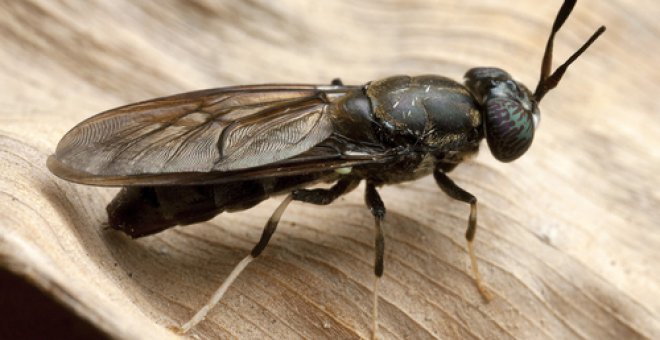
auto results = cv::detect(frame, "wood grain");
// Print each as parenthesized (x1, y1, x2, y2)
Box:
(1, 0, 658, 339)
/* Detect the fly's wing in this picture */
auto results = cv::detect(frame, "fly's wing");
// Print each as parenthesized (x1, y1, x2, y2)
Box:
(48, 84, 393, 186)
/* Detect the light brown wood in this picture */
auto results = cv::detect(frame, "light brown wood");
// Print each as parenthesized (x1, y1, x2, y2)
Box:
(1, 1, 658, 339)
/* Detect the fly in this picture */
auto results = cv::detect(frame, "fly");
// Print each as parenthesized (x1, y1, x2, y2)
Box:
(47, 0, 605, 337)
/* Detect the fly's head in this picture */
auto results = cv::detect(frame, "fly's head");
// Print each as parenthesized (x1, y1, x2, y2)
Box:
(464, 0, 605, 163)
(465, 68, 539, 162)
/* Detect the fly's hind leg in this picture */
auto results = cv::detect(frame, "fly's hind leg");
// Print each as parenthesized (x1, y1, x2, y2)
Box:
(173, 194, 294, 334)
(173, 178, 359, 334)
(291, 177, 358, 205)
(433, 166, 493, 301)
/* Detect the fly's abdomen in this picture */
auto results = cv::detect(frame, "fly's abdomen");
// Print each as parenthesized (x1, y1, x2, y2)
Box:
(107, 174, 329, 238)
(106, 183, 262, 238)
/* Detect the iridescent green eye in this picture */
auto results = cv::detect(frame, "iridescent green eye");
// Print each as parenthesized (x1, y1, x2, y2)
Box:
(485, 97, 535, 162)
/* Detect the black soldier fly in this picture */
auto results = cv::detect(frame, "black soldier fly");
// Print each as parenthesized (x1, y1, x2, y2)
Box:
(47, 0, 605, 337)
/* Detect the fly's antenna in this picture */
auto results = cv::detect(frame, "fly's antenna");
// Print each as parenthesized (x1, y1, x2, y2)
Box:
(533, 0, 606, 102)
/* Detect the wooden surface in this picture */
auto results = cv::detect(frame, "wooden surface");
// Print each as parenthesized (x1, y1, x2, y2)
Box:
(1, 1, 659, 339)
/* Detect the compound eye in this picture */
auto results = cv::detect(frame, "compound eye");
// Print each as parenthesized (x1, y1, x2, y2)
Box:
(484, 97, 535, 162)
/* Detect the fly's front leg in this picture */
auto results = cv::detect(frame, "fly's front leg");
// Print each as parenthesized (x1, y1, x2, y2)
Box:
(433, 166, 493, 301)
(364, 182, 385, 340)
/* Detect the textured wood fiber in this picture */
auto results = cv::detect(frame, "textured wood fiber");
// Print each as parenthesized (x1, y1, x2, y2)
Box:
(1, 1, 659, 339)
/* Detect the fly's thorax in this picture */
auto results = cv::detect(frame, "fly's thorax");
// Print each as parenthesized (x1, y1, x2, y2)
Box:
(366, 75, 483, 152)
(352, 151, 436, 185)
(330, 89, 381, 145)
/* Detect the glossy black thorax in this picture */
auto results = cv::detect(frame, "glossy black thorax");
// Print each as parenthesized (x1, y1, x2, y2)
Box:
(367, 75, 482, 148)
(332, 75, 484, 184)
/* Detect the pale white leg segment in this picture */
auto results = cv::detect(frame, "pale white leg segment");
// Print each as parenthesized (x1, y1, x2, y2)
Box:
(468, 241, 493, 301)
(467, 203, 493, 301)
(178, 255, 254, 333)
(372, 276, 380, 340)
(173, 195, 293, 333)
